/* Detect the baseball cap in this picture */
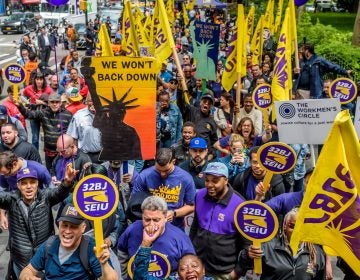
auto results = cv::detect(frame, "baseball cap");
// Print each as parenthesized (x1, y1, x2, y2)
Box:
(66, 87, 82, 102)
(17, 168, 38, 182)
(48, 93, 61, 102)
(201, 94, 214, 104)
(57, 204, 85, 225)
(189, 137, 207, 149)
(204, 162, 229, 178)
(0, 105, 8, 120)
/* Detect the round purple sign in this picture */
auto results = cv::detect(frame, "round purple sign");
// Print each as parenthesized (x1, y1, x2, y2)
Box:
(234, 201, 278, 242)
(329, 78, 357, 105)
(128, 251, 171, 279)
(73, 174, 119, 220)
(252, 84, 272, 109)
(4, 64, 26, 84)
(258, 142, 296, 174)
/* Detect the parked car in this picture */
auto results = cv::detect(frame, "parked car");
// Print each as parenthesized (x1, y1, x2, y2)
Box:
(305, 3, 315, 12)
(315, 0, 332, 11)
(0, 12, 38, 34)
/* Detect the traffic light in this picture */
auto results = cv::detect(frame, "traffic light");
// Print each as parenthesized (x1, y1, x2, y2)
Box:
(80, 0, 87, 11)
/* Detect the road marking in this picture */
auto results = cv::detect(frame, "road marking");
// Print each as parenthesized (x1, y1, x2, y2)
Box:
(0, 53, 9, 58)
(0, 43, 16, 47)
(0, 55, 17, 66)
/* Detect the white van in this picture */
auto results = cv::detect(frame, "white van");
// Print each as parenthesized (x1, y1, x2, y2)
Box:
(315, 0, 332, 11)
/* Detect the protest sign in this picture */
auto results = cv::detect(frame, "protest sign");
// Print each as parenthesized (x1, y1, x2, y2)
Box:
(73, 174, 119, 256)
(234, 201, 278, 275)
(4, 63, 26, 100)
(328, 78, 357, 104)
(275, 99, 341, 144)
(189, 21, 220, 81)
(252, 84, 272, 126)
(128, 250, 171, 279)
(80, 56, 158, 161)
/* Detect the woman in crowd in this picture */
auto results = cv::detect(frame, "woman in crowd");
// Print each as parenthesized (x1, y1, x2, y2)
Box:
(214, 117, 272, 156)
(214, 92, 234, 137)
(22, 72, 53, 149)
(218, 134, 249, 184)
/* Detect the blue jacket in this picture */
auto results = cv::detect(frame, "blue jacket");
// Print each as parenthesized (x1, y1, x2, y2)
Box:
(156, 103, 183, 148)
(294, 54, 348, 98)
(219, 154, 249, 185)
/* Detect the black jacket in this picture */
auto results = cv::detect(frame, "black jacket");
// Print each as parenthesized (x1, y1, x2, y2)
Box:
(0, 182, 73, 269)
(18, 105, 73, 152)
(238, 235, 326, 279)
(0, 138, 41, 163)
(233, 167, 285, 201)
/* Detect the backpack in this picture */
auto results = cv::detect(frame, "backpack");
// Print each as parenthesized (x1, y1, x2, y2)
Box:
(44, 235, 95, 279)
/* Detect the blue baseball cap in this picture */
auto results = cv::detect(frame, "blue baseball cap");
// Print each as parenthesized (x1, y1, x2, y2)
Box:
(189, 137, 207, 149)
(204, 162, 229, 178)
(17, 168, 38, 181)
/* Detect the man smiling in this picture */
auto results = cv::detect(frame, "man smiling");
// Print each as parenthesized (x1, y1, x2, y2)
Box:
(0, 166, 78, 279)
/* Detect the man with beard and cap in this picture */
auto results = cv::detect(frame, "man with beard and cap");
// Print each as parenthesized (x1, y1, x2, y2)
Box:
(177, 91, 218, 160)
(0, 105, 27, 142)
(179, 137, 211, 189)
(67, 93, 102, 163)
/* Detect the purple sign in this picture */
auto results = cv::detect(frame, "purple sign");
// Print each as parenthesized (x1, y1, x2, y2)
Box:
(4, 64, 26, 84)
(329, 78, 357, 105)
(234, 201, 278, 242)
(47, 0, 69, 6)
(128, 251, 171, 279)
(258, 142, 296, 174)
(252, 84, 272, 109)
(73, 175, 118, 220)
(295, 0, 308, 6)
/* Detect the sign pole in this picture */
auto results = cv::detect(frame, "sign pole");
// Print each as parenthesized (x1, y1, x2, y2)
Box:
(253, 240, 262, 274)
(94, 219, 104, 257)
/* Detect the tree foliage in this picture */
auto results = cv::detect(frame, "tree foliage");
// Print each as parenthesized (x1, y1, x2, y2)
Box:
(298, 13, 360, 80)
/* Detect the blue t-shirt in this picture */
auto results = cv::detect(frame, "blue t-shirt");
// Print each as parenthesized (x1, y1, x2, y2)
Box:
(132, 166, 196, 228)
(31, 236, 103, 280)
(0, 159, 52, 191)
(118, 220, 195, 275)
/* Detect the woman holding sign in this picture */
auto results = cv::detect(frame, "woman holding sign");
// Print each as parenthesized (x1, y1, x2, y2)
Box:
(237, 208, 326, 279)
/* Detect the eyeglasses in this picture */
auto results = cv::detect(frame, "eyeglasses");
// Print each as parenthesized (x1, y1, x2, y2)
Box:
(169, 81, 178, 85)
(179, 263, 200, 272)
(49, 100, 61, 104)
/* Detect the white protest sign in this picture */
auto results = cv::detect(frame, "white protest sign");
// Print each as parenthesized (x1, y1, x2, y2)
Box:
(275, 99, 341, 144)
(354, 97, 360, 139)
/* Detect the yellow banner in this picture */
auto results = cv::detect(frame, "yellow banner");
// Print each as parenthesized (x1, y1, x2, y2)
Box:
(290, 110, 360, 277)
(84, 56, 159, 160)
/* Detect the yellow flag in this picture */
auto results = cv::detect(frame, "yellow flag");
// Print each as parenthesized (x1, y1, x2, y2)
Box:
(290, 110, 360, 277)
(288, 0, 298, 54)
(134, 14, 150, 50)
(246, 6, 255, 44)
(186, 0, 196, 11)
(122, 0, 140, 56)
(222, 4, 246, 92)
(182, 3, 190, 26)
(263, 0, 274, 34)
(151, 0, 173, 62)
(165, 0, 175, 26)
(250, 15, 263, 66)
(271, 7, 291, 120)
(96, 23, 113, 57)
(274, 0, 284, 34)
(133, 6, 145, 22)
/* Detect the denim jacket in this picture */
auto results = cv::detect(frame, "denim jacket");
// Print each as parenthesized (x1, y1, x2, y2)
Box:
(294, 54, 348, 99)
(156, 103, 183, 148)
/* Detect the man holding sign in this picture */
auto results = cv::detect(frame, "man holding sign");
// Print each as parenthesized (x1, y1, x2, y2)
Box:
(19, 204, 118, 280)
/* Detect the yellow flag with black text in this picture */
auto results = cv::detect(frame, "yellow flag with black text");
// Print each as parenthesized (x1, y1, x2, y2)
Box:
(96, 24, 114, 57)
(290, 110, 360, 277)
(250, 15, 263, 65)
(271, 7, 291, 120)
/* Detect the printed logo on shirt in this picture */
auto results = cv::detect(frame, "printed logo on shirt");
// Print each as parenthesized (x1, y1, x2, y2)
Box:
(218, 213, 225, 222)
(149, 184, 181, 203)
